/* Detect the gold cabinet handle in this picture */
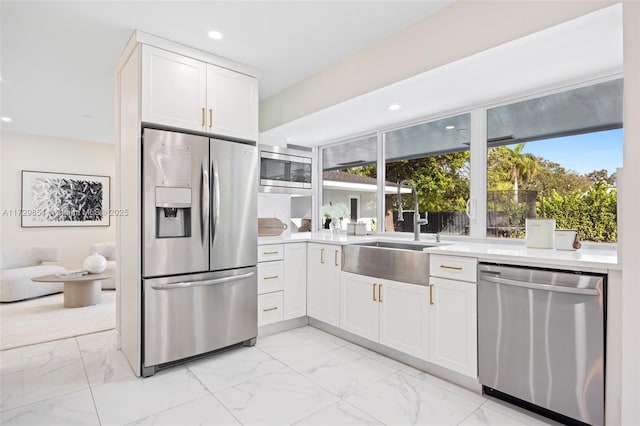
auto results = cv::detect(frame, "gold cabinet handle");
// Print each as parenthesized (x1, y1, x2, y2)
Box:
(263, 251, 278, 255)
(440, 264, 463, 271)
(373, 283, 377, 301)
(378, 284, 383, 303)
(201, 107, 205, 127)
(263, 307, 278, 312)
(429, 284, 434, 305)
(209, 108, 213, 128)
(320, 248, 325, 264)
(263, 275, 279, 280)
(334, 250, 339, 266)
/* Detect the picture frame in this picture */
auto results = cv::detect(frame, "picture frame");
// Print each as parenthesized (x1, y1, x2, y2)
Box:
(21, 170, 111, 227)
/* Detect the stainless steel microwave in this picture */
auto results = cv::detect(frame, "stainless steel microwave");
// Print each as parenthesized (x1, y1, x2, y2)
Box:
(259, 145, 313, 194)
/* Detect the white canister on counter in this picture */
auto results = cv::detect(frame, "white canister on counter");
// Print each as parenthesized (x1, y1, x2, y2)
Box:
(525, 218, 556, 248)
(555, 229, 578, 250)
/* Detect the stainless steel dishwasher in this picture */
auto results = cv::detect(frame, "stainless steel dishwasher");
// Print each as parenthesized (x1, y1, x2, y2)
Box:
(478, 263, 606, 426)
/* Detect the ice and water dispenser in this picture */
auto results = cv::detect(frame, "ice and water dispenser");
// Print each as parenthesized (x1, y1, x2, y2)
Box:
(155, 187, 191, 238)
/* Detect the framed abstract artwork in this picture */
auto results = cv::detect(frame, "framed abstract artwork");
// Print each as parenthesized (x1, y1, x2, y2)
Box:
(21, 170, 111, 227)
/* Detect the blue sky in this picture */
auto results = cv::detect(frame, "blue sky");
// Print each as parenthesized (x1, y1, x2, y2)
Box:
(517, 128, 623, 175)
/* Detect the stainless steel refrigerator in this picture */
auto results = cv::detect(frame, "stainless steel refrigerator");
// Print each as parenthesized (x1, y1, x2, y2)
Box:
(141, 128, 257, 376)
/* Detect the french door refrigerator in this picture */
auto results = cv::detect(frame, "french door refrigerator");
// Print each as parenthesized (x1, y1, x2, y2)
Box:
(141, 128, 257, 376)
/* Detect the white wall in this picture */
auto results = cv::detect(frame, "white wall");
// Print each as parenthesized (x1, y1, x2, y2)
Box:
(260, 1, 616, 131)
(621, 2, 640, 424)
(258, 193, 291, 237)
(0, 131, 116, 268)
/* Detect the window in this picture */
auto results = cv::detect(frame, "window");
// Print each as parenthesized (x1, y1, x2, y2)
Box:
(322, 135, 377, 231)
(317, 79, 622, 244)
(384, 113, 471, 236)
(487, 79, 622, 242)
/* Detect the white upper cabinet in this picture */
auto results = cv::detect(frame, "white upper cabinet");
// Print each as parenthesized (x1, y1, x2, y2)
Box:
(206, 64, 258, 141)
(141, 45, 258, 141)
(141, 46, 206, 132)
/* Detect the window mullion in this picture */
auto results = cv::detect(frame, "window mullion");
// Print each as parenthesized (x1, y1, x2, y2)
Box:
(469, 108, 487, 239)
(376, 130, 385, 234)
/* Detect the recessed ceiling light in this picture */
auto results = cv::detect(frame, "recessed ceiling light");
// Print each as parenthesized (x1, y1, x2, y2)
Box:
(445, 125, 455, 130)
(208, 30, 223, 40)
(387, 104, 401, 111)
(1, 116, 13, 122)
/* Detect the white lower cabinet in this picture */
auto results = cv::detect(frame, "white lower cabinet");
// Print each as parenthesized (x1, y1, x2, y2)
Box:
(258, 291, 283, 326)
(428, 277, 477, 377)
(283, 243, 307, 320)
(428, 255, 478, 378)
(257, 242, 307, 326)
(379, 279, 429, 359)
(307, 243, 341, 327)
(340, 272, 429, 359)
(340, 273, 379, 342)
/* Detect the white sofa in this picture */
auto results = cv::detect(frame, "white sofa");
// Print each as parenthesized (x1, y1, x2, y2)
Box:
(90, 242, 116, 290)
(0, 247, 65, 302)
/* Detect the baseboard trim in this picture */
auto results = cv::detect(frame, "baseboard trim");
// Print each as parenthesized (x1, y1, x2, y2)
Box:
(308, 317, 482, 394)
(258, 316, 309, 338)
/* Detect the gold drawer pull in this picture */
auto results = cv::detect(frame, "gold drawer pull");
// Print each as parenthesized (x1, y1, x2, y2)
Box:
(373, 283, 377, 301)
(263, 307, 278, 312)
(429, 284, 434, 305)
(263, 251, 279, 255)
(320, 248, 325, 264)
(209, 108, 213, 128)
(378, 284, 383, 303)
(334, 250, 339, 266)
(440, 264, 463, 270)
(201, 107, 205, 127)
(263, 275, 279, 280)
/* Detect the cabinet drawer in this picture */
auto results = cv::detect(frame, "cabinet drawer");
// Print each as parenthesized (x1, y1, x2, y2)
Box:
(258, 261, 284, 294)
(258, 244, 284, 262)
(258, 291, 283, 326)
(430, 255, 477, 282)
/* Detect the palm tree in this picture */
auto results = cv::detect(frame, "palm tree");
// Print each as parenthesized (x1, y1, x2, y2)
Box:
(505, 143, 539, 200)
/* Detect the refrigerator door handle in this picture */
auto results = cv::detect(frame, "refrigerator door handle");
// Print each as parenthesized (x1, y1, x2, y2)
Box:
(151, 272, 255, 290)
(479, 273, 599, 296)
(211, 158, 220, 246)
(201, 159, 210, 247)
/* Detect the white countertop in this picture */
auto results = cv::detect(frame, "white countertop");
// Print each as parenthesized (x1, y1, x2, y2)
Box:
(259, 231, 620, 272)
(422, 242, 619, 272)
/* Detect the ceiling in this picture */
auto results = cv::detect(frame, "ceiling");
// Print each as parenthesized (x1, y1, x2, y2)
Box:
(0, 0, 454, 143)
(266, 3, 623, 147)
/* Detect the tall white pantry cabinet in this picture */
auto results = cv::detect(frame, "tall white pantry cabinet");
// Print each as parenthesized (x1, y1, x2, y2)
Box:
(115, 31, 260, 376)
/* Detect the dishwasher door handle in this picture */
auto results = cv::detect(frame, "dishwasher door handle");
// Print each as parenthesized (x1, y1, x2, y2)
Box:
(479, 274, 599, 296)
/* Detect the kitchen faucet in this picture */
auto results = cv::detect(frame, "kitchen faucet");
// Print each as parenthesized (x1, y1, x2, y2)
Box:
(396, 179, 427, 241)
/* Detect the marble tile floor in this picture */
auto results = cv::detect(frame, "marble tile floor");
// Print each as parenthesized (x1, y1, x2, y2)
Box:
(0, 326, 559, 426)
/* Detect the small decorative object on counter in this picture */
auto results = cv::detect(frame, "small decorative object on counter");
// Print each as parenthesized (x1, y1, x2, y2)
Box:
(83, 252, 107, 274)
(321, 202, 348, 234)
(347, 222, 367, 236)
(573, 233, 582, 250)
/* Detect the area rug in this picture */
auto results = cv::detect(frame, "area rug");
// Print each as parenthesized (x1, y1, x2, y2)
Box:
(0, 290, 116, 350)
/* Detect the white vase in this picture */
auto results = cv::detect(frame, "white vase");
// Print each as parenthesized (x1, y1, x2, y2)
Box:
(83, 253, 107, 274)
(330, 217, 341, 234)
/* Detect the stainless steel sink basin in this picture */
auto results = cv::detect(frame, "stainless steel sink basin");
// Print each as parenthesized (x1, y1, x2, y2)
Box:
(342, 241, 436, 285)
(352, 241, 437, 251)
